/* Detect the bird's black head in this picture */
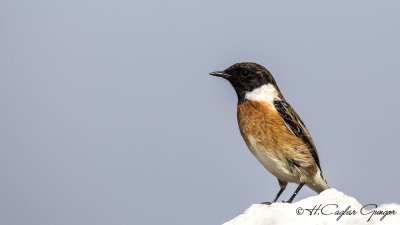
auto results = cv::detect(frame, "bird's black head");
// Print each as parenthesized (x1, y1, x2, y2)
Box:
(210, 62, 278, 104)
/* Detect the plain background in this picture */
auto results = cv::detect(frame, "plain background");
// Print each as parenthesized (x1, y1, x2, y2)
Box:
(1, 1, 400, 225)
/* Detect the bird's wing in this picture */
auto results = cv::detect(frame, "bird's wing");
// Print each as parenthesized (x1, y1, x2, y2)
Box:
(273, 99, 321, 170)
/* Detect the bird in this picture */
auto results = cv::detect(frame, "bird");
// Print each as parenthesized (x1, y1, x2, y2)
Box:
(209, 62, 328, 203)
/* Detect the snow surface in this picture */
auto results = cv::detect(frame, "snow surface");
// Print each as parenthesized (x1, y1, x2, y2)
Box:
(223, 189, 400, 225)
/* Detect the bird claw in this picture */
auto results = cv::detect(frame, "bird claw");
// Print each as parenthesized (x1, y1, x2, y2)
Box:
(260, 201, 272, 205)
(281, 200, 293, 203)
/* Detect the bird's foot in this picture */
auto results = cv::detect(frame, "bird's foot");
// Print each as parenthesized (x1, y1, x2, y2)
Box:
(260, 201, 272, 205)
(281, 200, 293, 203)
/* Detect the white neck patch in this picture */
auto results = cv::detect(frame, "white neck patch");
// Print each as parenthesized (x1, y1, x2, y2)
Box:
(244, 84, 279, 104)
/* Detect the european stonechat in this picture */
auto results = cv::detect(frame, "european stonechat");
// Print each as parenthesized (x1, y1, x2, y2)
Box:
(210, 62, 328, 203)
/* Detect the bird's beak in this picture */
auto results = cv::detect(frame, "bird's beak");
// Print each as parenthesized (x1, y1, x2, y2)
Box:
(209, 71, 231, 79)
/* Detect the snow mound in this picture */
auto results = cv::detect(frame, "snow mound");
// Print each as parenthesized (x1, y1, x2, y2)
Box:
(223, 189, 400, 225)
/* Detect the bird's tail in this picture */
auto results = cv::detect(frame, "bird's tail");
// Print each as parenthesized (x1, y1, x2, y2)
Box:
(308, 170, 329, 194)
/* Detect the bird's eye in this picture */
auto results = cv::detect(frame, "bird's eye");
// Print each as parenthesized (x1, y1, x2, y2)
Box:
(241, 70, 250, 77)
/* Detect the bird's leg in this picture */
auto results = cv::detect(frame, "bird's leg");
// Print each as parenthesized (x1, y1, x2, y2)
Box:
(261, 179, 287, 205)
(273, 180, 288, 202)
(272, 188, 285, 202)
(286, 182, 305, 203)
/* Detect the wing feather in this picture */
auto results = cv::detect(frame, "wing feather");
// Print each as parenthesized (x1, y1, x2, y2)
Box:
(273, 99, 322, 170)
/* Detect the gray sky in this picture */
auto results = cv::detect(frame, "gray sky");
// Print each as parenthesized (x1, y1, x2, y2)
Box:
(1, 1, 400, 225)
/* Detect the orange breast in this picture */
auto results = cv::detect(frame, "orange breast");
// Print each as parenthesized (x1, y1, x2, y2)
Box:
(237, 100, 305, 154)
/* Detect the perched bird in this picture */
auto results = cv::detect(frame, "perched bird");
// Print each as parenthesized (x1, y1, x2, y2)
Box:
(210, 62, 328, 203)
